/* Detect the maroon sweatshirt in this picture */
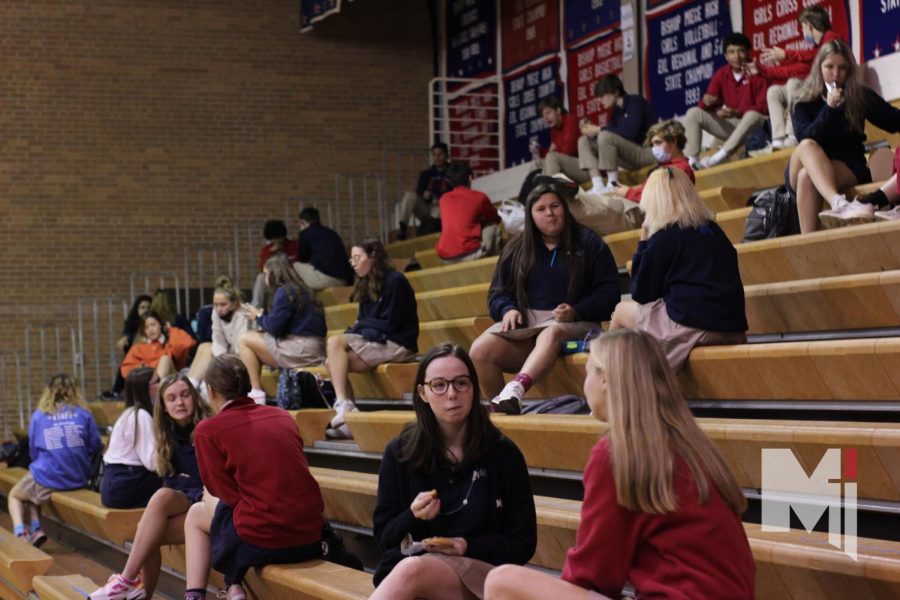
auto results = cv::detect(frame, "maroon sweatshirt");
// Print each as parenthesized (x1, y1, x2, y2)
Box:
(195, 397, 324, 548)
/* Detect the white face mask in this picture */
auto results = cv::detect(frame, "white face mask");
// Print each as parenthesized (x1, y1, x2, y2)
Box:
(651, 146, 671, 162)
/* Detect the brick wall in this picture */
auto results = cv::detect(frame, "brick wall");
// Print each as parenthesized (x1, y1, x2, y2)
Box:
(0, 0, 433, 416)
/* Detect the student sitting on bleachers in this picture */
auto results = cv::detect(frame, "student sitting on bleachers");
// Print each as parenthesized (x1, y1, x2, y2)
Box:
(484, 330, 755, 600)
(121, 311, 197, 380)
(150, 288, 195, 341)
(609, 168, 747, 371)
(238, 254, 326, 405)
(251, 219, 300, 307)
(295, 206, 354, 290)
(101, 294, 153, 400)
(326, 238, 419, 438)
(537, 96, 590, 185)
(100, 367, 162, 509)
(8, 374, 101, 547)
(395, 142, 452, 240)
(791, 40, 900, 230)
(435, 162, 501, 264)
(470, 183, 619, 415)
(187, 276, 249, 388)
(685, 33, 768, 170)
(568, 120, 694, 235)
(859, 147, 900, 221)
(370, 344, 536, 600)
(90, 375, 209, 600)
(577, 74, 657, 195)
(183, 355, 326, 600)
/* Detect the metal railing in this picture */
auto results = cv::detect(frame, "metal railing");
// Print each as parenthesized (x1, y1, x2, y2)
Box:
(234, 219, 268, 293)
(429, 77, 503, 175)
(182, 246, 236, 317)
(0, 351, 25, 437)
(284, 197, 334, 229)
(333, 173, 387, 243)
(76, 297, 128, 400)
(23, 322, 79, 413)
(129, 271, 182, 314)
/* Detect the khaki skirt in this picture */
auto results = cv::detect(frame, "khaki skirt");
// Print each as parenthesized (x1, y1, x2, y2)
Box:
(428, 554, 495, 600)
(344, 333, 416, 368)
(263, 334, 325, 369)
(485, 309, 598, 342)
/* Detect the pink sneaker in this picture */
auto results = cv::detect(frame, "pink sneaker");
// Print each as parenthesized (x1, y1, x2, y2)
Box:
(89, 573, 146, 600)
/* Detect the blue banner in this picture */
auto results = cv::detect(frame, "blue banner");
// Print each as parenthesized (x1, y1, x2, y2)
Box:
(564, 0, 621, 48)
(645, 0, 731, 119)
(300, 0, 341, 31)
(504, 58, 562, 168)
(860, 0, 900, 60)
(447, 0, 497, 78)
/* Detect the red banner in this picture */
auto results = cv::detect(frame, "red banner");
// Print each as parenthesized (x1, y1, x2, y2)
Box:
(742, 0, 850, 55)
(448, 82, 501, 176)
(565, 31, 624, 128)
(501, 0, 560, 71)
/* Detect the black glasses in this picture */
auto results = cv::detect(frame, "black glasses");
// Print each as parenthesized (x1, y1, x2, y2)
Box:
(422, 376, 473, 395)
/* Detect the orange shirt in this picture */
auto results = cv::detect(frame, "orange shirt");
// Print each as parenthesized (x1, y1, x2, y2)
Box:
(120, 326, 196, 378)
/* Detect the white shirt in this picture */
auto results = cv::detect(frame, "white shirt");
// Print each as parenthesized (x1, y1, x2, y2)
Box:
(103, 407, 157, 470)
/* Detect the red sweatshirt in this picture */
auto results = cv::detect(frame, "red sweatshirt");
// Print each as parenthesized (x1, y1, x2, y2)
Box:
(625, 157, 695, 203)
(436, 186, 501, 259)
(194, 397, 324, 548)
(759, 31, 840, 85)
(549, 113, 581, 157)
(699, 65, 768, 116)
(562, 438, 755, 599)
(259, 240, 300, 272)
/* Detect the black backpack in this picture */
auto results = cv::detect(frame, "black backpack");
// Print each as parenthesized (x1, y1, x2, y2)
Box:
(742, 186, 800, 242)
(276, 369, 333, 411)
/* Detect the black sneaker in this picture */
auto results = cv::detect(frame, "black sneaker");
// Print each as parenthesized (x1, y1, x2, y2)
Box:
(98, 390, 121, 401)
(491, 396, 521, 415)
(29, 529, 47, 547)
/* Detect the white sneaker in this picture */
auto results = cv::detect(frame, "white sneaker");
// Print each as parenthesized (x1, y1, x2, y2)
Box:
(696, 152, 726, 170)
(248, 389, 266, 405)
(819, 198, 874, 228)
(491, 381, 524, 415)
(875, 205, 900, 221)
(748, 143, 773, 157)
(328, 398, 358, 428)
(782, 135, 798, 148)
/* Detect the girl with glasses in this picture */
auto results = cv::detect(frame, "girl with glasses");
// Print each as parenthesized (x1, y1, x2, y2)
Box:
(370, 344, 537, 600)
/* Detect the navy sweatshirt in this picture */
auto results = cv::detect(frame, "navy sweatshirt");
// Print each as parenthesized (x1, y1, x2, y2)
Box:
(606, 94, 657, 145)
(631, 222, 748, 333)
(297, 222, 354, 284)
(792, 86, 900, 169)
(162, 424, 203, 503)
(257, 286, 326, 339)
(372, 435, 537, 586)
(488, 226, 620, 324)
(347, 269, 419, 353)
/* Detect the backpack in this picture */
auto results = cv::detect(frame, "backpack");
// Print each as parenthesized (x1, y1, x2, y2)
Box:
(276, 369, 333, 411)
(742, 186, 800, 242)
(521, 395, 590, 415)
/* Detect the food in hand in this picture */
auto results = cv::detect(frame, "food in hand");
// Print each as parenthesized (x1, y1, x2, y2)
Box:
(423, 536, 456, 548)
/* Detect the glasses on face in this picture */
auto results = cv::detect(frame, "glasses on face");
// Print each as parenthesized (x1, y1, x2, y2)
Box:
(348, 255, 365, 265)
(422, 376, 473, 395)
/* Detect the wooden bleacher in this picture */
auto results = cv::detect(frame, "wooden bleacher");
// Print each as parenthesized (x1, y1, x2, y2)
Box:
(32, 574, 104, 600)
(0, 526, 53, 595)
(88, 401, 125, 429)
(243, 561, 374, 600)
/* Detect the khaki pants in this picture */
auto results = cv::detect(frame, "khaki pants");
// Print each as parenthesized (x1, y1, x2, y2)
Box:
(542, 151, 590, 184)
(396, 190, 440, 226)
(767, 78, 803, 141)
(569, 191, 644, 236)
(440, 224, 500, 264)
(684, 107, 768, 157)
(579, 131, 656, 174)
(294, 262, 347, 291)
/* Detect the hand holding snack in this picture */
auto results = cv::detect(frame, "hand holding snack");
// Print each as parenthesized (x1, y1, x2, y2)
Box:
(411, 489, 440, 520)
(424, 536, 467, 556)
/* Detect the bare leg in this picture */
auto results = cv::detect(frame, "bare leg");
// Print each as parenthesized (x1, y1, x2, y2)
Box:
(519, 325, 568, 381)
(156, 355, 176, 378)
(121, 489, 192, 585)
(325, 334, 371, 401)
(7, 480, 29, 531)
(484, 564, 603, 600)
(237, 331, 278, 390)
(609, 300, 638, 330)
(184, 502, 214, 590)
(469, 333, 535, 398)
(369, 555, 477, 600)
(795, 168, 824, 233)
(187, 343, 214, 382)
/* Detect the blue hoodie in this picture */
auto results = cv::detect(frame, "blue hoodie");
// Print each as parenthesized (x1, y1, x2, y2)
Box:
(29, 406, 102, 490)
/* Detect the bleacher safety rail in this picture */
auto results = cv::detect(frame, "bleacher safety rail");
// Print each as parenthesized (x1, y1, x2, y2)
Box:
(0, 351, 25, 438)
(429, 76, 502, 176)
(182, 246, 236, 319)
(234, 218, 268, 293)
(284, 197, 334, 230)
(76, 297, 128, 400)
(23, 322, 79, 412)
(334, 173, 387, 243)
(129, 271, 182, 314)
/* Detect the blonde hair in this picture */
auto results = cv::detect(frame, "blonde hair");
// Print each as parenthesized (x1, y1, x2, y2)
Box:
(213, 275, 243, 308)
(640, 167, 713, 236)
(589, 329, 746, 515)
(795, 39, 866, 132)
(37, 374, 88, 414)
(153, 374, 210, 478)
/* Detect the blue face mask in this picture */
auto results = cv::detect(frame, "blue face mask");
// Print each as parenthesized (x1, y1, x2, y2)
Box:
(651, 146, 671, 163)
(804, 33, 815, 44)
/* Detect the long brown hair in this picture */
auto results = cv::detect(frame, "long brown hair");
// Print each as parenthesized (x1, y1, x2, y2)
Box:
(152, 374, 210, 477)
(263, 254, 317, 313)
(496, 185, 583, 313)
(590, 330, 746, 515)
(120, 367, 155, 451)
(350, 238, 394, 304)
(795, 39, 866, 132)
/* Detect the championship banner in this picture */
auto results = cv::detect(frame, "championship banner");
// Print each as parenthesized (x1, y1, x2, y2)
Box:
(564, 0, 621, 48)
(504, 57, 562, 167)
(565, 31, 624, 128)
(300, 0, 341, 32)
(742, 0, 850, 55)
(447, 0, 497, 78)
(501, 0, 560, 71)
(645, 0, 731, 119)
(860, 0, 900, 59)
(448, 82, 501, 175)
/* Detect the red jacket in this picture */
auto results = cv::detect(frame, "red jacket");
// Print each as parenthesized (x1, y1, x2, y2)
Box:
(625, 157, 695, 203)
(120, 326, 196, 378)
(759, 31, 840, 85)
(562, 438, 755, 599)
(436, 187, 501, 259)
(549, 113, 581, 157)
(194, 397, 324, 549)
(700, 65, 768, 116)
